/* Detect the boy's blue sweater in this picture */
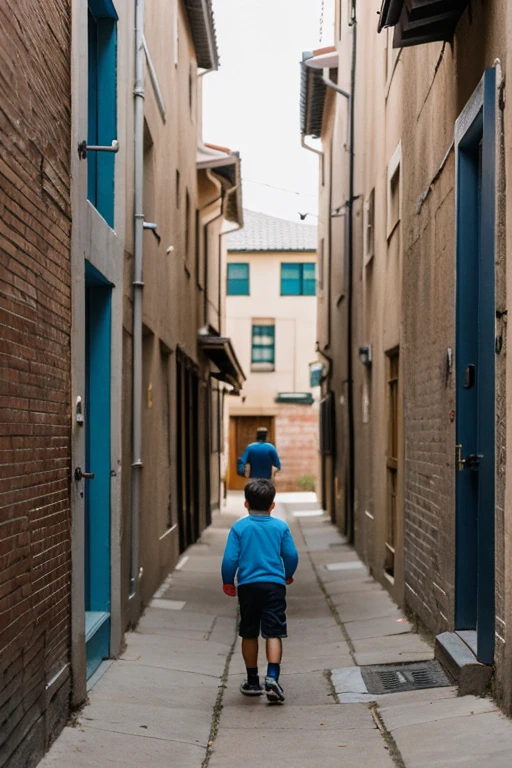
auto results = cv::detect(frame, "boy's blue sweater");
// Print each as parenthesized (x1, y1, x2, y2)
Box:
(221, 514, 299, 587)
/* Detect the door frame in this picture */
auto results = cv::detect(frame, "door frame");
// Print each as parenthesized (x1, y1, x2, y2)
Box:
(454, 67, 496, 665)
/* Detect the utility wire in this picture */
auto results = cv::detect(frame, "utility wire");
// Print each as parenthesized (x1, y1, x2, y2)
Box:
(242, 178, 317, 197)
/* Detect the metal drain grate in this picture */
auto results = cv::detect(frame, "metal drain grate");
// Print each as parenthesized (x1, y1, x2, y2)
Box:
(360, 661, 451, 695)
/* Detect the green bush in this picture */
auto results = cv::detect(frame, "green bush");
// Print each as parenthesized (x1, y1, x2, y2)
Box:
(298, 474, 316, 492)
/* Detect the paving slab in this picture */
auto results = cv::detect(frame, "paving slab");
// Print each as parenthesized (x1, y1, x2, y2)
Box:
(219, 702, 377, 731)
(208, 725, 395, 768)
(377, 691, 497, 730)
(352, 633, 434, 665)
(387, 710, 512, 768)
(38, 726, 205, 768)
(343, 614, 413, 640)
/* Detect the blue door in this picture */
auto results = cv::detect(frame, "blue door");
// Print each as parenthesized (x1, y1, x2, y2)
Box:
(85, 262, 112, 678)
(455, 68, 496, 665)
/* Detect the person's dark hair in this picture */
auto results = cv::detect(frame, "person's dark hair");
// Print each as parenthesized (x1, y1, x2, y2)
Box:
(245, 479, 276, 511)
(256, 427, 268, 442)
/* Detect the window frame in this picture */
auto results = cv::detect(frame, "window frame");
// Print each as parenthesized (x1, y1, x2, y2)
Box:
(227, 263, 250, 296)
(280, 262, 317, 296)
(251, 320, 275, 372)
(87, 0, 118, 228)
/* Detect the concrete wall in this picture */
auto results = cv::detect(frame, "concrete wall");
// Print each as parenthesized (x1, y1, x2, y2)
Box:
(0, 2, 73, 765)
(227, 249, 319, 491)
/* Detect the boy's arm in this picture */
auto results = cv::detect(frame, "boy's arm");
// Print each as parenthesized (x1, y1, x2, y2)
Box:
(237, 447, 249, 477)
(221, 528, 240, 591)
(281, 527, 299, 581)
(271, 446, 281, 472)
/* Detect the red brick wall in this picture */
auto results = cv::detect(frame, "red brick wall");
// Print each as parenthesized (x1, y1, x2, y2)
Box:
(274, 405, 320, 493)
(0, 1, 72, 765)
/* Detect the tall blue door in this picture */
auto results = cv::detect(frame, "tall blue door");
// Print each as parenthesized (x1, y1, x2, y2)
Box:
(85, 262, 112, 678)
(455, 68, 496, 665)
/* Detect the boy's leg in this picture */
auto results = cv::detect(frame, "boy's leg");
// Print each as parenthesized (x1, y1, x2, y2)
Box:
(238, 585, 264, 696)
(241, 637, 259, 668)
(266, 637, 282, 664)
(261, 585, 287, 703)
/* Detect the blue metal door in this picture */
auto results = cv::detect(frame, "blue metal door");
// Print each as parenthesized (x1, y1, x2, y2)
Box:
(455, 68, 496, 665)
(85, 262, 112, 678)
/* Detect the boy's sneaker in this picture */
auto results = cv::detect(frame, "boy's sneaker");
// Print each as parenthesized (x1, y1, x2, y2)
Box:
(265, 676, 285, 704)
(240, 680, 263, 696)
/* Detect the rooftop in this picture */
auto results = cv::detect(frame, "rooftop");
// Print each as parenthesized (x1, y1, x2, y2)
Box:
(227, 209, 317, 253)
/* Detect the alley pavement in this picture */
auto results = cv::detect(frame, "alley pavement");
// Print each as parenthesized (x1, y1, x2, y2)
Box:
(40, 493, 512, 767)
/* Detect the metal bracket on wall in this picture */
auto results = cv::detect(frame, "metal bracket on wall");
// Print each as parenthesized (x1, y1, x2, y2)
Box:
(78, 139, 119, 160)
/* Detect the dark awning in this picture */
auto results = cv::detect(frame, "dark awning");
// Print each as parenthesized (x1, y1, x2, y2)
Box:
(184, 0, 219, 70)
(378, 0, 469, 48)
(300, 48, 338, 139)
(198, 334, 246, 392)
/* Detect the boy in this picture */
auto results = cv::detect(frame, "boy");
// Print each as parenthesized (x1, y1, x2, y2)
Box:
(221, 479, 298, 704)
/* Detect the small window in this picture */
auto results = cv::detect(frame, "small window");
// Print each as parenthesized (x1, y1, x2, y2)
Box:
(175, 169, 180, 209)
(185, 189, 191, 274)
(385, 348, 400, 579)
(281, 263, 316, 296)
(227, 263, 250, 295)
(364, 188, 375, 264)
(387, 143, 401, 238)
(251, 321, 275, 371)
(88, 0, 118, 228)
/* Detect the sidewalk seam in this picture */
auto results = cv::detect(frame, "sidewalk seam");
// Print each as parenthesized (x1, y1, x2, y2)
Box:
(295, 518, 357, 662)
(201, 613, 239, 768)
(369, 702, 407, 768)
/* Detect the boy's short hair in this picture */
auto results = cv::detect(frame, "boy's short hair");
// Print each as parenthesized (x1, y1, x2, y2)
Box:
(245, 479, 276, 511)
(256, 427, 268, 441)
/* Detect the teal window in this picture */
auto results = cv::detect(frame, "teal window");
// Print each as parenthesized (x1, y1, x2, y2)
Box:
(251, 323, 275, 369)
(280, 263, 316, 295)
(227, 263, 250, 295)
(88, 0, 118, 228)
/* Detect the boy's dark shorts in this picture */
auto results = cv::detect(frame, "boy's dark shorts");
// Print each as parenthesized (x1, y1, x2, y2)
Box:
(237, 582, 287, 639)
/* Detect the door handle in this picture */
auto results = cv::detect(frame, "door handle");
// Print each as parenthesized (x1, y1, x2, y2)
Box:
(74, 466, 95, 482)
(456, 445, 482, 472)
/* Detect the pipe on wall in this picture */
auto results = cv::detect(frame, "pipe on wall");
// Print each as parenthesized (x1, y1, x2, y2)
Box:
(130, 0, 145, 598)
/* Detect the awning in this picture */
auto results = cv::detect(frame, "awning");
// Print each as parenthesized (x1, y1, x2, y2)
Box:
(300, 47, 338, 139)
(198, 334, 246, 392)
(183, 0, 219, 70)
(378, 0, 470, 48)
(197, 143, 243, 226)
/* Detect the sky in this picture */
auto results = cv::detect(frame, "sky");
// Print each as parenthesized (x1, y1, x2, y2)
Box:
(202, 0, 335, 224)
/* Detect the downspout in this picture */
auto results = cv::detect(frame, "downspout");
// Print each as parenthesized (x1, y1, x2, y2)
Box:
(203, 182, 225, 329)
(218, 185, 242, 333)
(346, 1, 357, 543)
(319, 5, 356, 541)
(130, 0, 145, 597)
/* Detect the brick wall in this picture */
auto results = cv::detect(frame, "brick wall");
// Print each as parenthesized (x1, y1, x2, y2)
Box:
(401, 159, 456, 634)
(274, 405, 320, 493)
(0, 2, 72, 765)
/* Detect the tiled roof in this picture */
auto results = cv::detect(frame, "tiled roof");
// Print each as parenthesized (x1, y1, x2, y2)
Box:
(227, 209, 317, 252)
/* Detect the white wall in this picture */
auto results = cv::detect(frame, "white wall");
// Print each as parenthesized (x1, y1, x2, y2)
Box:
(226, 251, 317, 411)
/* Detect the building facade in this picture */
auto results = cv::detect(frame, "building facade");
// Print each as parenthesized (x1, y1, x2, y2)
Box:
(1, 1, 243, 765)
(303, 0, 512, 714)
(226, 210, 319, 493)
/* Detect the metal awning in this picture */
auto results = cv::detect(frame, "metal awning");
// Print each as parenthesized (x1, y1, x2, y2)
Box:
(198, 334, 246, 392)
(183, 0, 219, 70)
(378, 0, 470, 47)
(300, 47, 338, 138)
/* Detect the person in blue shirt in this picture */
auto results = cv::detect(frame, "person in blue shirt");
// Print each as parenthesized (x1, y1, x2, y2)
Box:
(237, 427, 281, 480)
(221, 479, 298, 704)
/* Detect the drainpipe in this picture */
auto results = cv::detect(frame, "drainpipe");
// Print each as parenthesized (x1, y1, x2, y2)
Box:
(345, 2, 357, 543)
(319, 2, 357, 541)
(130, 0, 145, 597)
(203, 181, 225, 329)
